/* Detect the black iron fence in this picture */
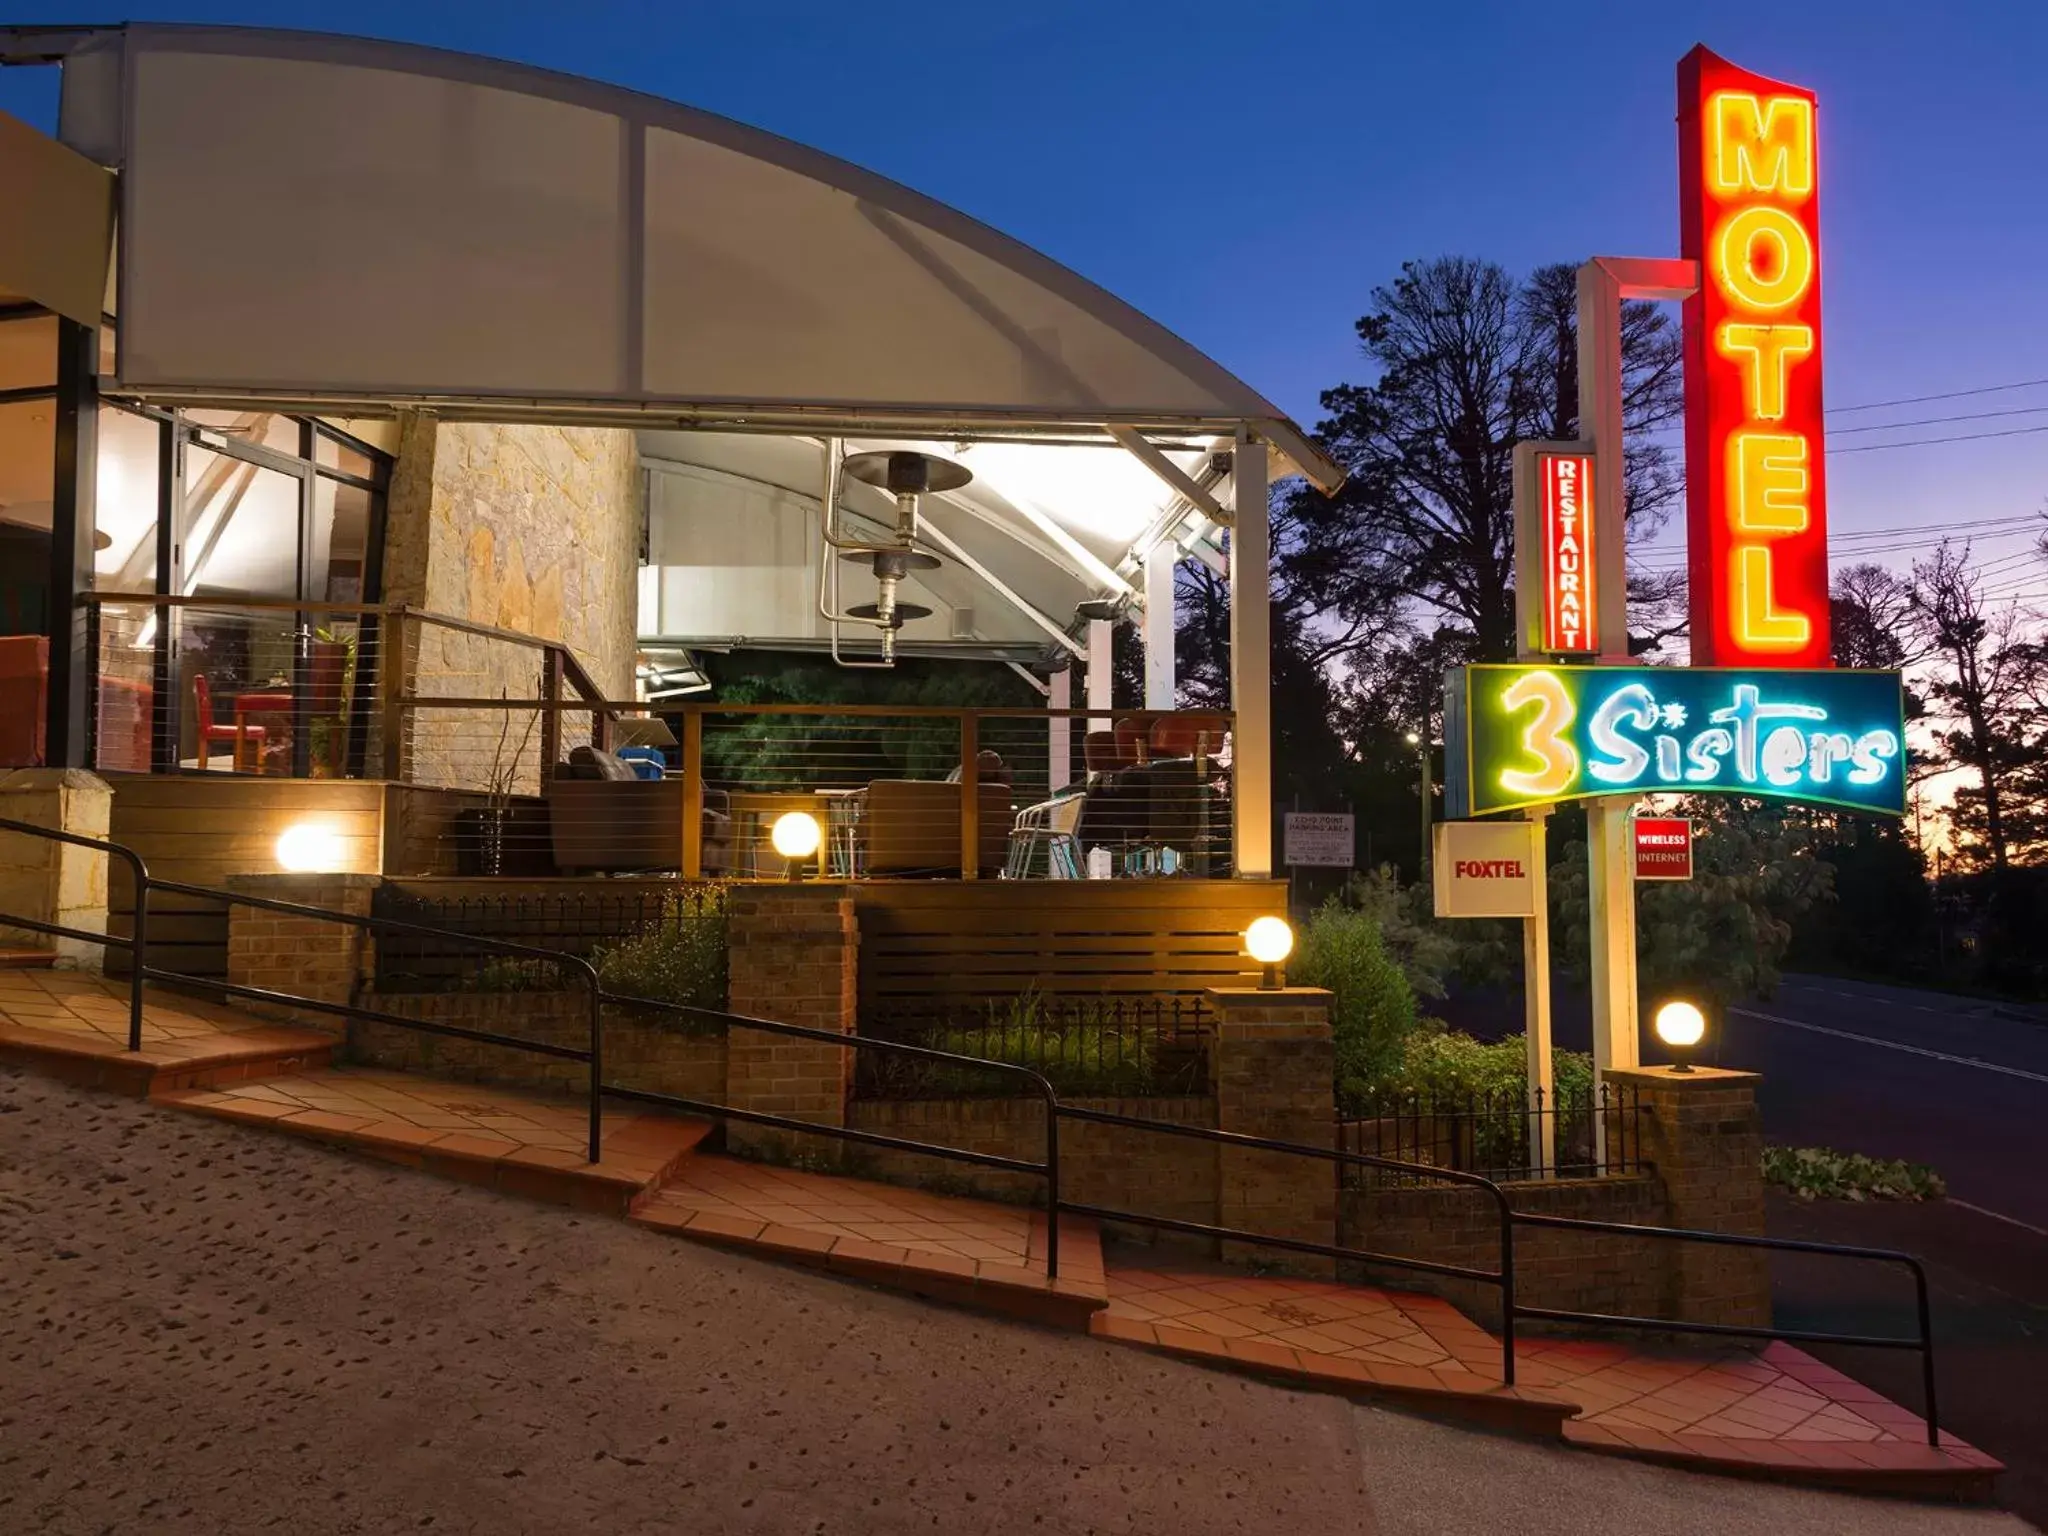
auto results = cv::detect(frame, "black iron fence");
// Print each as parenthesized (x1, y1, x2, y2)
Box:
(855, 996, 1211, 1101)
(372, 883, 724, 994)
(1337, 1082, 1647, 1185)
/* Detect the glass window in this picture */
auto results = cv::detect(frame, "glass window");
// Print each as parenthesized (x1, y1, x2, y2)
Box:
(95, 406, 161, 587)
(311, 476, 374, 603)
(315, 431, 377, 480)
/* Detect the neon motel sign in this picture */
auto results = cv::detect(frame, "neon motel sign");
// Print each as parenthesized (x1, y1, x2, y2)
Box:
(1680, 47, 1830, 668)
(1443, 665, 1907, 818)
(1540, 452, 1596, 654)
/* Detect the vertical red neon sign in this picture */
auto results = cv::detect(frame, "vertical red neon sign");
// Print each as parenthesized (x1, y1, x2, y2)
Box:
(1678, 46, 1830, 668)
(1540, 451, 1597, 653)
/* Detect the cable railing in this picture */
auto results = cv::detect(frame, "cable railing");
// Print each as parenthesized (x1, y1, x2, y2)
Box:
(74, 592, 1237, 883)
(0, 817, 1944, 1441)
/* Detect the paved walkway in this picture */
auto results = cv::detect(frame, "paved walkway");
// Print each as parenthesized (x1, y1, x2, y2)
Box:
(3, 1063, 2024, 1535)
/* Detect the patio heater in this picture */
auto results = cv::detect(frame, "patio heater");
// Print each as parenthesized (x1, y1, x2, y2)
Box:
(825, 449, 970, 656)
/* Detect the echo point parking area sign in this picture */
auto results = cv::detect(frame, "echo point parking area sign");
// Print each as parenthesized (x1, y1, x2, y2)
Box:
(1284, 812, 1355, 868)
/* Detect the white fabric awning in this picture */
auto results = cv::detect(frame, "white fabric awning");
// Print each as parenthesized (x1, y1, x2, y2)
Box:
(28, 22, 1338, 490)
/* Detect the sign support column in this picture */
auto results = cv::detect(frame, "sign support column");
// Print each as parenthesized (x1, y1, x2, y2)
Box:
(1521, 805, 1555, 1175)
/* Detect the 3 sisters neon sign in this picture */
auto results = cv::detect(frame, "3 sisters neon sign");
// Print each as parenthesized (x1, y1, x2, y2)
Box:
(1446, 665, 1906, 819)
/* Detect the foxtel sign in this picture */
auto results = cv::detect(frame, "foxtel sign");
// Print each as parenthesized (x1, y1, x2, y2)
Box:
(1679, 46, 1830, 669)
(1443, 664, 1906, 818)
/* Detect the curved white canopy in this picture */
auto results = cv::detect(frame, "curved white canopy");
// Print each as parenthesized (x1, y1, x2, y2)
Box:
(32, 22, 1337, 489)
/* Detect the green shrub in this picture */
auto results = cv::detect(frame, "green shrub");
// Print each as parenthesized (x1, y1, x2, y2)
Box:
(1377, 1031, 1594, 1106)
(1763, 1145, 1945, 1202)
(1291, 899, 1425, 1107)
(593, 908, 728, 1015)
(925, 1020, 1158, 1098)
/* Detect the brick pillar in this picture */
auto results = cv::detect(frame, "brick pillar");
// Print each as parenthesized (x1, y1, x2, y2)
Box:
(0, 768, 113, 968)
(1209, 986, 1336, 1274)
(1605, 1065, 1771, 1328)
(226, 873, 379, 1031)
(724, 885, 858, 1157)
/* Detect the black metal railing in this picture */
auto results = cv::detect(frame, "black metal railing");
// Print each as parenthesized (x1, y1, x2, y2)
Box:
(0, 816, 1944, 1442)
(855, 997, 1211, 1101)
(1509, 1212, 1941, 1447)
(1055, 1102, 1521, 1384)
(1337, 1083, 1647, 1184)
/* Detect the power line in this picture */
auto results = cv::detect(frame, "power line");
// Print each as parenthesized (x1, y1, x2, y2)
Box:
(1829, 376, 2048, 415)
(1831, 403, 2048, 437)
(1833, 421, 2048, 454)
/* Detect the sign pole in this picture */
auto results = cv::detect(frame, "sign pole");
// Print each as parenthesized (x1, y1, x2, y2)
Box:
(1521, 804, 1555, 1176)
(1578, 260, 1644, 1167)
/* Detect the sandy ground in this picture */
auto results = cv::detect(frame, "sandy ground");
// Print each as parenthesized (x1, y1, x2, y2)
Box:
(1, 1063, 2032, 1535)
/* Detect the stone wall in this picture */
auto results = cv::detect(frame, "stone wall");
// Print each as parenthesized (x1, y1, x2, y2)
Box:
(1342, 1175, 1669, 1330)
(381, 418, 641, 790)
(0, 769, 112, 966)
(348, 990, 725, 1104)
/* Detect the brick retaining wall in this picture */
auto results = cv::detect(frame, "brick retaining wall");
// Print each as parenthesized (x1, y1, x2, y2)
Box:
(848, 1096, 1218, 1250)
(348, 990, 725, 1103)
(1342, 1175, 1668, 1329)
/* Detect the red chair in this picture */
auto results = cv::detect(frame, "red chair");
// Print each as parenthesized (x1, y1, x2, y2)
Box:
(192, 672, 266, 772)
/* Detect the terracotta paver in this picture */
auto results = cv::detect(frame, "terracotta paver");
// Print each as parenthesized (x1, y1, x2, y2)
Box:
(157, 1065, 710, 1214)
(633, 1152, 1104, 1326)
(0, 969, 336, 1091)
(1095, 1257, 1997, 1492)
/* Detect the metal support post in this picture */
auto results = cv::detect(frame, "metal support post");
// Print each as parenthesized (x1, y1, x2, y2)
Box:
(1047, 668, 1071, 792)
(1228, 426, 1272, 878)
(1143, 545, 1175, 710)
(1522, 805, 1555, 1176)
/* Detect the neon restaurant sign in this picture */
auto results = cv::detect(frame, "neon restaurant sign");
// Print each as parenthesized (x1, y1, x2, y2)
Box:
(1539, 451, 1596, 654)
(1443, 665, 1907, 819)
(1679, 46, 1830, 669)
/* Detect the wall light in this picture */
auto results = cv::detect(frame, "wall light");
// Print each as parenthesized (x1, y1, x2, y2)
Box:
(1653, 999, 1707, 1073)
(771, 810, 822, 880)
(275, 821, 345, 874)
(1244, 915, 1294, 990)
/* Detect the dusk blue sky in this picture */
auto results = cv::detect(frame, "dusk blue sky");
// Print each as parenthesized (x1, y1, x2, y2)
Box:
(5, 1, 2045, 590)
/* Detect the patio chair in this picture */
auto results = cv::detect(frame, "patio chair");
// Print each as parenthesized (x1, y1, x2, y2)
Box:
(1003, 787, 1086, 879)
(192, 672, 266, 772)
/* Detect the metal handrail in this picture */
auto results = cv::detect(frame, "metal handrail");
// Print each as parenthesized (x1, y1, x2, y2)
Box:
(0, 817, 607, 1159)
(588, 993, 1063, 1280)
(0, 815, 149, 1049)
(1509, 1210, 1941, 1445)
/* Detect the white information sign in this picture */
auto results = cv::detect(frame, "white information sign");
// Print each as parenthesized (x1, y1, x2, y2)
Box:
(1432, 821, 1540, 918)
(1284, 812, 1355, 868)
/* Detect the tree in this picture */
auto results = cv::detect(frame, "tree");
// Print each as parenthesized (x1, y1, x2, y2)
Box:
(1831, 562, 1923, 673)
(1908, 544, 2048, 873)
(1293, 256, 1684, 662)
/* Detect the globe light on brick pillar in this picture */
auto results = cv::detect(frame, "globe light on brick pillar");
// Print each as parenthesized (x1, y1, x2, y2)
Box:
(1654, 999, 1707, 1073)
(771, 810, 822, 881)
(1244, 915, 1293, 989)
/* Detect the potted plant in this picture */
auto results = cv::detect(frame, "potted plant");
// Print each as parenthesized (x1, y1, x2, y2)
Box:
(306, 627, 357, 777)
